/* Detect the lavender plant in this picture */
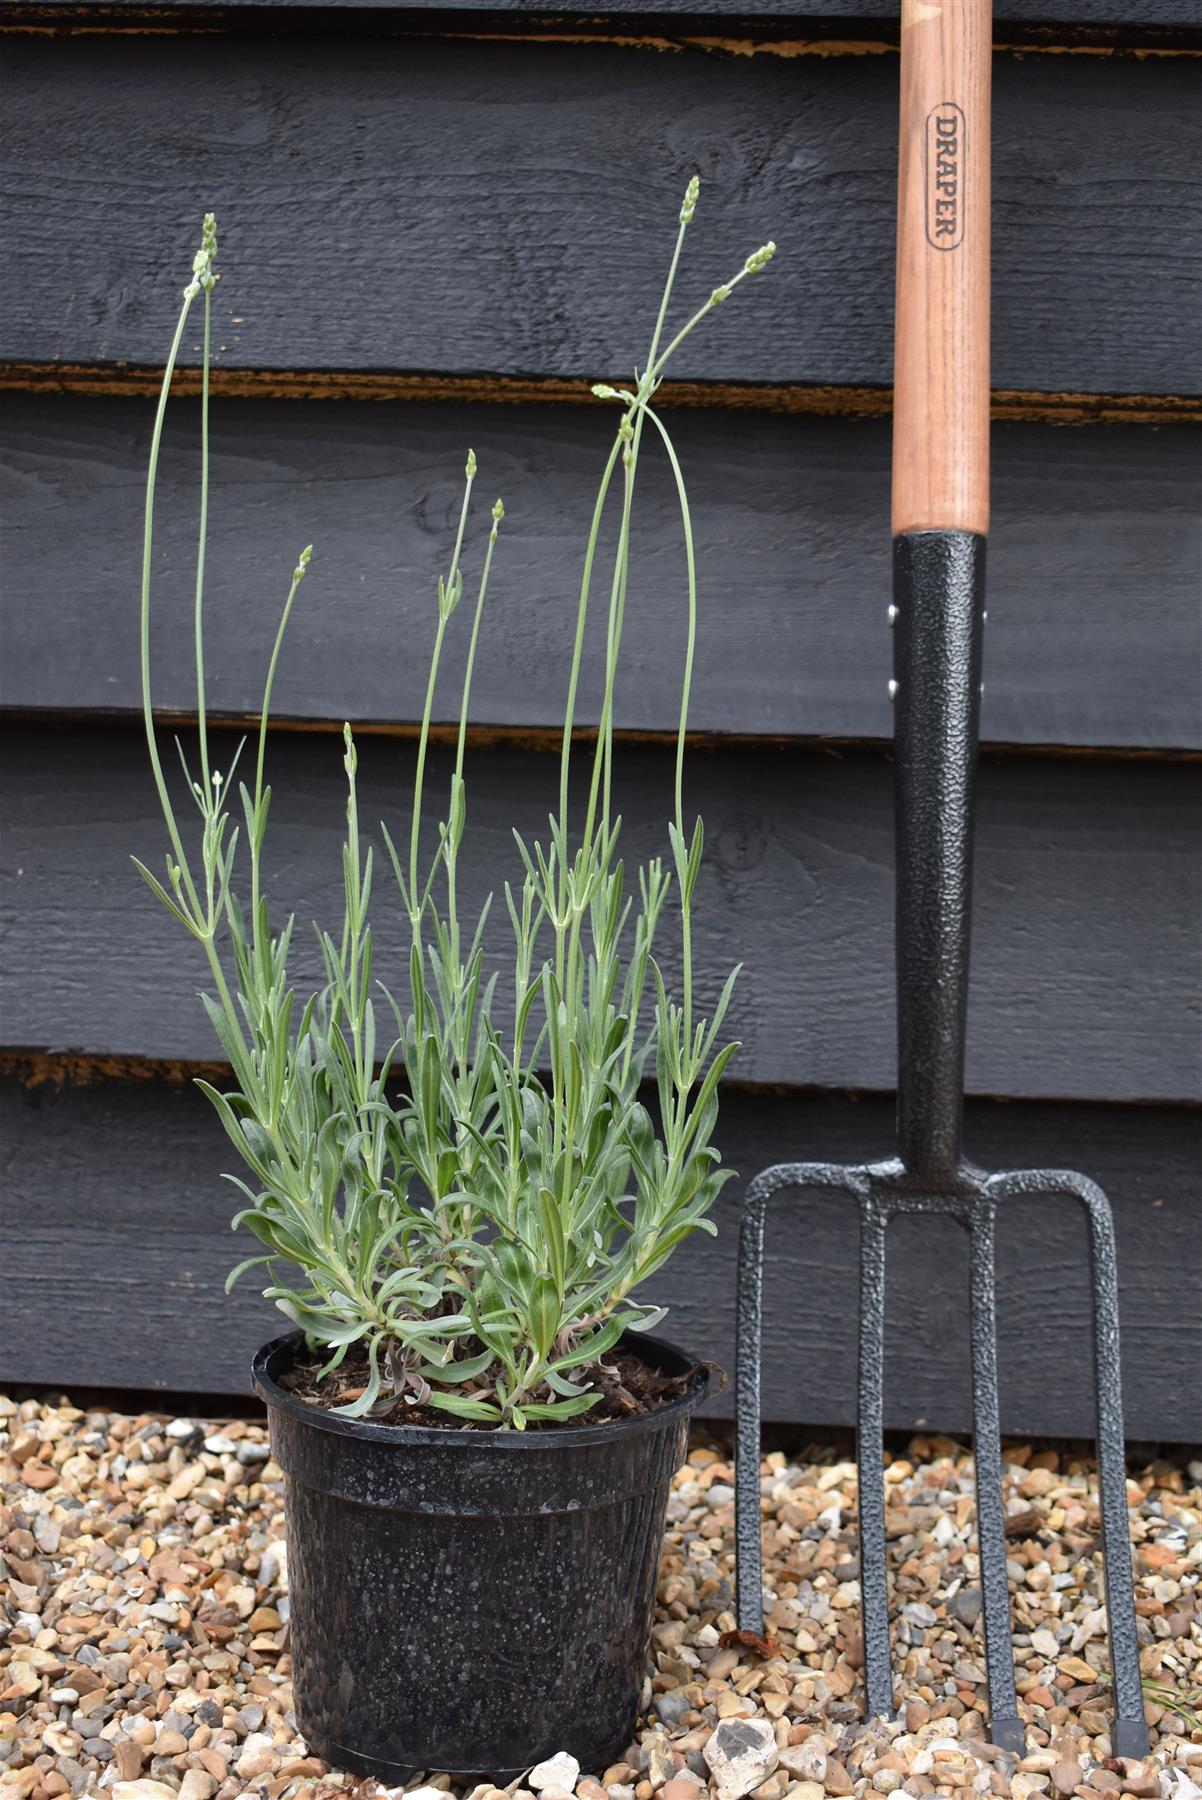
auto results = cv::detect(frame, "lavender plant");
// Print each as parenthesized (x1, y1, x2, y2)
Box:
(139, 188, 776, 1426)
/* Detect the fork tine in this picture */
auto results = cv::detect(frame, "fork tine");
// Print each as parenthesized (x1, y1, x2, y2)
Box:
(988, 1170, 1150, 1760)
(735, 1175, 769, 1634)
(968, 1202, 1025, 1753)
(1075, 1175, 1150, 1760)
(858, 1197, 894, 1721)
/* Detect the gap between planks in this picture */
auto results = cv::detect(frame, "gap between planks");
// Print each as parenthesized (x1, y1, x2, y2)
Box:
(2, 364, 1199, 424)
(4, 1049, 1198, 1112)
(6, 708, 1201, 761)
(1, 13, 1200, 56)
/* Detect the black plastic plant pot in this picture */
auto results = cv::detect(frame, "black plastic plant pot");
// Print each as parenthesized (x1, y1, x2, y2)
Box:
(252, 1329, 710, 1781)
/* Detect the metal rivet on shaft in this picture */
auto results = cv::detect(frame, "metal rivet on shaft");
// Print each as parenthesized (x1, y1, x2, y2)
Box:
(887, 605, 898, 626)
(888, 680, 898, 701)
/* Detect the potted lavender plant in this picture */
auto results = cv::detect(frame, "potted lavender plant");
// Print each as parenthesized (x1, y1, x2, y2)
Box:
(136, 186, 776, 1778)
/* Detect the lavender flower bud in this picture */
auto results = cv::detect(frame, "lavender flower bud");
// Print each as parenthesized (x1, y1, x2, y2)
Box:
(184, 212, 219, 299)
(744, 240, 776, 274)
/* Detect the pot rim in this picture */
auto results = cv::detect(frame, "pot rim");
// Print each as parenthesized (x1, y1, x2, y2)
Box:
(252, 1326, 711, 1452)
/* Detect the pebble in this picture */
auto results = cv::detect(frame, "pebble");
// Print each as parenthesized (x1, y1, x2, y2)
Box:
(233, 1732, 275, 1778)
(704, 1720, 779, 1800)
(177, 1774, 216, 1800)
(778, 1745, 826, 1783)
(528, 1754, 581, 1793)
(952, 1589, 984, 1627)
(1, 1404, 1196, 1800)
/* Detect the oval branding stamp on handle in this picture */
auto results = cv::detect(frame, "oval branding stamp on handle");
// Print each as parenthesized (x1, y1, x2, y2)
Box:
(926, 101, 965, 249)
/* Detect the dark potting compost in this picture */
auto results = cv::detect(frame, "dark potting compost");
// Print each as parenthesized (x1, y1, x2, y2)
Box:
(278, 1338, 708, 1430)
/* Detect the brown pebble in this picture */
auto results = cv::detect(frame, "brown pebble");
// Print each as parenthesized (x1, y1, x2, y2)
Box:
(660, 1781, 704, 1800)
(824, 1762, 854, 1797)
(22, 1465, 59, 1491)
(1052, 1766, 1083, 1796)
(1120, 1773, 1161, 1799)
(114, 1741, 145, 1781)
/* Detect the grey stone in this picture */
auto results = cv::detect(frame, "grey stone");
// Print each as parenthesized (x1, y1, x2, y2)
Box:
(953, 1588, 983, 1626)
(654, 1693, 691, 1727)
(703, 1718, 779, 1800)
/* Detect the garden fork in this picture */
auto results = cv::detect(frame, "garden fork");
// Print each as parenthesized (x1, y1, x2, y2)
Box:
(733, 0, 1149, 1759)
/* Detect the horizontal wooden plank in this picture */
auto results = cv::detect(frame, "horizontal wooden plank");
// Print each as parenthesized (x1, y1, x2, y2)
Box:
(3, 1069, 1198, 1439)
(3, 37, 1199, 395)
(2, 723, 1198, 1100)
(12, 3, 1202, 33)
(3, 397, 1199, 750)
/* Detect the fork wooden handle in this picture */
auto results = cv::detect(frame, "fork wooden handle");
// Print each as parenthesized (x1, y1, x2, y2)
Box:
(892, 0, 992, 537)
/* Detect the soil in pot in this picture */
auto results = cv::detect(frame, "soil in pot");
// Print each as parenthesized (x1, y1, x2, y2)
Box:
(278, 1339, 704, 1428)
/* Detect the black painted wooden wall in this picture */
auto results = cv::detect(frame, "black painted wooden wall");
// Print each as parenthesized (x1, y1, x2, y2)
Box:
(1, 0, 1199, 1437)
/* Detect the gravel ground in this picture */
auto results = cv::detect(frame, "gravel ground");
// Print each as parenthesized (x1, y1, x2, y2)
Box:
(2, 1395, 1199, 1800)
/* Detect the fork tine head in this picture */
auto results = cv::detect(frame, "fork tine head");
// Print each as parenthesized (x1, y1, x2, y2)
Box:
(967, 1203, 1025, 1752)
(858, 1196, 894, 1721)
(735, 1163, 868, 1638)
(988, 1169, 1150, 1760)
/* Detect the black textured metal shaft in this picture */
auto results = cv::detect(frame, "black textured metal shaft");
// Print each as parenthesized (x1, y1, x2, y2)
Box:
(732, 525, 1150, 1757)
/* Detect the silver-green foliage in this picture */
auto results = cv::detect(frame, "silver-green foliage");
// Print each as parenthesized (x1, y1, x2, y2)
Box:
(139, 186, 777, 1426)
